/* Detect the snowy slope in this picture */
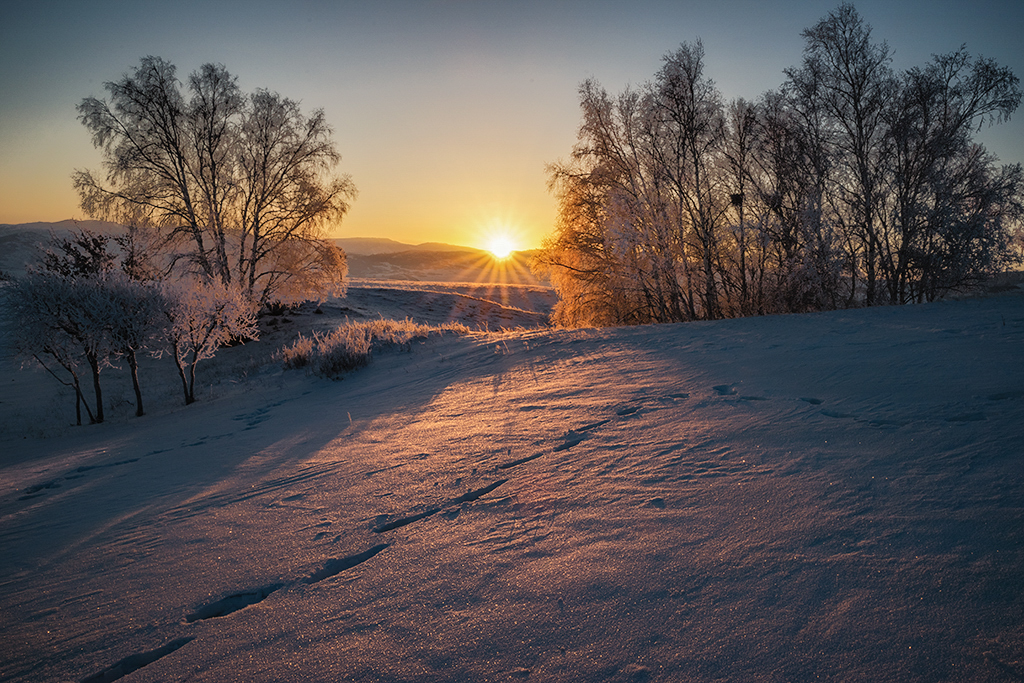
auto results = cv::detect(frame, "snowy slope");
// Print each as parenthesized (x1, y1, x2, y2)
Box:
(1, 289, 1023, 682)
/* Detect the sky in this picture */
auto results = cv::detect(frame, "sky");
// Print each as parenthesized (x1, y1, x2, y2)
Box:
(1, 0, 1022, 251)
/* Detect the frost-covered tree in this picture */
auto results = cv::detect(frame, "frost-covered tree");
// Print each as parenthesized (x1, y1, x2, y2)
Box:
(5, 226, 264, 422)
(104, 274, 166, 416)
(538, 4, 1022, 328)
(654, 40, 727, 320)
(4, 275, 92, 425)
(3, 271, 119, 423)
(538, 43, 729, 326)
(784, 3, 897, 305)
(38, 228, 118, 278)
(5, 228, 171, 422)
(879, 48, 1023, 302)
(161, 277, 259, 405)
(74, 57, 355, 306)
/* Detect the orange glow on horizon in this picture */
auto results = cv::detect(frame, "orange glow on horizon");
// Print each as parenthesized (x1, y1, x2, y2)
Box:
(449, 251, 539, 296)
(478, 216, 527, 260)
(486, 235, 516, 260)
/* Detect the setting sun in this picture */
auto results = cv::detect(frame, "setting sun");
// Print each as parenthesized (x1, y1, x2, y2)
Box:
(486, 235, 516, 259)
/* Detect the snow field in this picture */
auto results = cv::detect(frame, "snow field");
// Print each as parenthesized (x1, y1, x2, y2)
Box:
(1, 287, 1023, 681)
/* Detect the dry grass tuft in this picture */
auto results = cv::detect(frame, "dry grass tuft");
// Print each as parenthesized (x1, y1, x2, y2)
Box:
(279, 318, 469, 379)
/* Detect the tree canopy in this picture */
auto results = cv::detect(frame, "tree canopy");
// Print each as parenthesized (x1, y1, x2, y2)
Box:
(74, 57, 356, 306)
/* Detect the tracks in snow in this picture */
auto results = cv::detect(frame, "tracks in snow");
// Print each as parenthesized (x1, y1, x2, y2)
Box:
(80, 637, 194, 683)
(77, 378, 850, 681)
(79, 473, 510, 682)
(372, 479, 509, 532)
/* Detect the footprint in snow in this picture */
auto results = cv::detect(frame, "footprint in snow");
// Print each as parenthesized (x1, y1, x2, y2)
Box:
(185, 584, 284, 623)
(81, 637, 194, 683)
(554, 431, 588, 452)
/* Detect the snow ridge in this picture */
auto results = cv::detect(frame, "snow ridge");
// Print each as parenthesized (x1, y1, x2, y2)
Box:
(79, 637, 194, 683)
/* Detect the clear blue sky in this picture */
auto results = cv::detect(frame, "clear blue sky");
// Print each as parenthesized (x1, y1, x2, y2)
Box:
(1, 0, 1021, 249)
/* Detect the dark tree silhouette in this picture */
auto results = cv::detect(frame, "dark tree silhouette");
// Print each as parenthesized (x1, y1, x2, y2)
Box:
(74, 57, 356, 306)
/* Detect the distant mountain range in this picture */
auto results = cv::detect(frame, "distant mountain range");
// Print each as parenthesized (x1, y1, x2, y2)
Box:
(332, 237, 483, 255)
(0, 221, 547, 285)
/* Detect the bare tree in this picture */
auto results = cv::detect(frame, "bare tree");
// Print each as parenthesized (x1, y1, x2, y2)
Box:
(784, 3, 897, 306)
(654, 40, 727, 320)
(74, 57, 355, 306)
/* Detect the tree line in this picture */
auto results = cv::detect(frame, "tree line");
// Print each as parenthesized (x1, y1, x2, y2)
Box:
(534, 4, 1023, 327)
(1, 56, 354, 424)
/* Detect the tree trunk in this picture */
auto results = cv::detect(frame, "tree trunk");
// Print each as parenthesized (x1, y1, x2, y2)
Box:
(87, 351, 103, 423)
(186, 359, 198, 405)
(128, 349, 145, 417)
(173, 344, 192, 405)
(68, 368, 95, 425)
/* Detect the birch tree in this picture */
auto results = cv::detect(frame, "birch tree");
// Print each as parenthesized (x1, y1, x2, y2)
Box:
(4, 271, 119, 423)
(74, 57, 355, 306)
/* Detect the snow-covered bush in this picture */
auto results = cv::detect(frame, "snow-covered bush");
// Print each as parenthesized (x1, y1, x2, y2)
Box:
(280, 327, 372, 376)
(161, 278, 260, 404)
(280, 318, 468, 379)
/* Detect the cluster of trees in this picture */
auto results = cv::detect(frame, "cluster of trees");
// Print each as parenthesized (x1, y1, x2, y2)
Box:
(2, 56, 355, 424)
(4, 229, 259, 424)
(535, 4, 1023, 327)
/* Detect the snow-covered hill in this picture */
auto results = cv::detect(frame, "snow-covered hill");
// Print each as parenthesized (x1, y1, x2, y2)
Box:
(1, 287, 1023, 682)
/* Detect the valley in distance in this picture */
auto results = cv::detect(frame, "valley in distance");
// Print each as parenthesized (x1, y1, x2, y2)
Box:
(0, 220, 547, 287)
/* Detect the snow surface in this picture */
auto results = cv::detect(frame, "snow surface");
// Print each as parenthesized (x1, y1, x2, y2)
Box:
(1, 283, 1023, 682)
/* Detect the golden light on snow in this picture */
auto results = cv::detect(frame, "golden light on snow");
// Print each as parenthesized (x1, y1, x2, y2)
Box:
(459, 219, 539, 301)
